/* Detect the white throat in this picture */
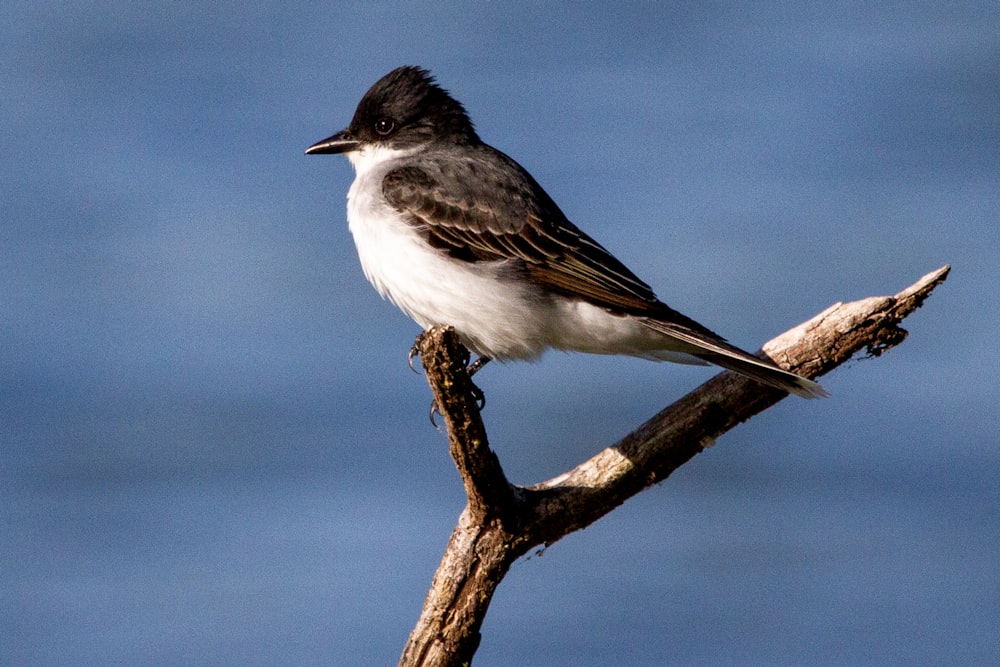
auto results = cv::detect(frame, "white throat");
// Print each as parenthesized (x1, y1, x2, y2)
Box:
(345, 143, 419, 176)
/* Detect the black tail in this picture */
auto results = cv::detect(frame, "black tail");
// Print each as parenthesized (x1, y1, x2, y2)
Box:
(638, 317, 828, 399)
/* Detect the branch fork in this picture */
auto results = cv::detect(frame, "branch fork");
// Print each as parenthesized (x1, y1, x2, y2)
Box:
(400, 265, 950, 667)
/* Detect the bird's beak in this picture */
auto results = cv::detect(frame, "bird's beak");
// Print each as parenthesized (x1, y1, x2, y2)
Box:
(305, 129, 359, 155)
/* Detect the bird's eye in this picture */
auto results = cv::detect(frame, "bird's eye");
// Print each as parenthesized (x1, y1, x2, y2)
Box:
(374, 118, 395, 136)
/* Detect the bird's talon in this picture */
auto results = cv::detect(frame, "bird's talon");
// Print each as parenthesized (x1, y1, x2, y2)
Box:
(426, 382, 484, 430)
(418, 347, 490, 428)
(408, 332, 429, 374)
(429, 399, 442, 429)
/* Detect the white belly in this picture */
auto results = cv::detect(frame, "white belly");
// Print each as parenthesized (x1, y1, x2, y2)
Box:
(345, 160, 554, 360)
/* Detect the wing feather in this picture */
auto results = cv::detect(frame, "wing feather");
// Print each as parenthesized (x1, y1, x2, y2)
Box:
(381, 147, 664, 315)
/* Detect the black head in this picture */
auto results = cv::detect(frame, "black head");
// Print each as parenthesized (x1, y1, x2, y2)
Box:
(306, 66, 479, 155)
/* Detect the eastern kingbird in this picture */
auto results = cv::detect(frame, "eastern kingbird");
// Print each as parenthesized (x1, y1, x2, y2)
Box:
(306, 66, 826, 399)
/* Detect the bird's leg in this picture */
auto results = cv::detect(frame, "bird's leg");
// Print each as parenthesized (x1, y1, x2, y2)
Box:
(427, 355, 490, 428)
(465, 356, 490, 410)
(462, 355, 491, 414)
(466, 356, 492, 378)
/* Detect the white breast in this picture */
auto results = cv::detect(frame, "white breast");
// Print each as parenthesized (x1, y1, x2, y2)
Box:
(343, 146, 555, 360)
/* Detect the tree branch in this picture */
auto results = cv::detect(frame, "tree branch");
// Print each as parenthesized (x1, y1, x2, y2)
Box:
(416, 332, 519, 519)
(399, 265, 950, 667)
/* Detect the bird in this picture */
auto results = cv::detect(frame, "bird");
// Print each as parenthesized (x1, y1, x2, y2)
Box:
(306, 66, 827, 400)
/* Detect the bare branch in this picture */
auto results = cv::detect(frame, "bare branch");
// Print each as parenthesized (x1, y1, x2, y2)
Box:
(415, 329, 519, 519)
(399, 265, 950, 667)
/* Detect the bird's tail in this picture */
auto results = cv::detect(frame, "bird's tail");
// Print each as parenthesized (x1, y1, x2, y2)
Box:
(689, 350, 828, 399)
(639, 318, 828, 399)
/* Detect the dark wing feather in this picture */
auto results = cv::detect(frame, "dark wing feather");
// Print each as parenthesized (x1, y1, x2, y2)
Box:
(382, 146, 699, 318)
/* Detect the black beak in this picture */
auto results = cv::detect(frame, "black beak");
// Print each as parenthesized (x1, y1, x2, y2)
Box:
(305, 129, 359, 155)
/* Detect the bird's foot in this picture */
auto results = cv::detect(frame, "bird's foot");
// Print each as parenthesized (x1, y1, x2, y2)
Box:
(408, 332, 491, 427)
(428, 380, 486, 429)
(408, 332, 428, 374)
(427, 355, 491, 429)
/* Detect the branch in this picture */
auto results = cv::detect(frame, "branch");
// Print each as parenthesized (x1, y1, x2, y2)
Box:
(399, 265, 950, 667)
(415, 331, 518, 519)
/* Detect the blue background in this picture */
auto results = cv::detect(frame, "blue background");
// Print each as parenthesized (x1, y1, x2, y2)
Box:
(4, 3, 998, 665)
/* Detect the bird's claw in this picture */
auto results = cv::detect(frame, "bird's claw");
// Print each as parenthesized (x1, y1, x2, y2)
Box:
(429, 400, 442, 429)
(408, 333, 427, 374)
(410, 338, 491, 428)
(428, 379, 486, 429)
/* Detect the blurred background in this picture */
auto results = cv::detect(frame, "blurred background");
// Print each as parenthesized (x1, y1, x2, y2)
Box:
(3, 2, 998, 665)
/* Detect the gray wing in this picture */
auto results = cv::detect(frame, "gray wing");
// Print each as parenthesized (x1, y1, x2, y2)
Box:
(382, 145, 709, 328)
